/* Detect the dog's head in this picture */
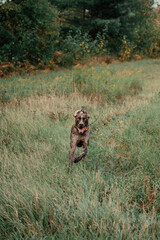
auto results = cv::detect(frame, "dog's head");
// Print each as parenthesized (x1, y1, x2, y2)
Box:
(74, 106, 89, 134)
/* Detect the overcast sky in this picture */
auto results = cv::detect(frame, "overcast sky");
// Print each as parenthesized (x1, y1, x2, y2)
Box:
(153, 0, 160, 7)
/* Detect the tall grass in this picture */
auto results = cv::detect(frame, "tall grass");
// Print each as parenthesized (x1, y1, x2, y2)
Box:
(0, 59, 148, 104)
(0, 59, 160, 239)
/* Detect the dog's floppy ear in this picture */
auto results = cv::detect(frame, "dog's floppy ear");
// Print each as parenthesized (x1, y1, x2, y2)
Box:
(83, 107, 89, 119)
(81, 106, 84, 112)
(74, 110, 79, 117)
(85, 111, 90, 119)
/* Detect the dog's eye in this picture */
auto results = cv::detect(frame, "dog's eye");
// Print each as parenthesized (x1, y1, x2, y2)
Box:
(78, 117, 81, 120)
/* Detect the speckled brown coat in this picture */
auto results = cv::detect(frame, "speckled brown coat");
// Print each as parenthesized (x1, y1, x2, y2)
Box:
(69, 107, 90, 172)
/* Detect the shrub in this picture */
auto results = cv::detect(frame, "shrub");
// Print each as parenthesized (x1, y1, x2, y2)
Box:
(119, 36, 135, 61)
(59, 30, 109, 64)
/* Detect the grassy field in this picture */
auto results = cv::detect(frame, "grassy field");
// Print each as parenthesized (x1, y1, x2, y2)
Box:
(0, 59, 160, 239)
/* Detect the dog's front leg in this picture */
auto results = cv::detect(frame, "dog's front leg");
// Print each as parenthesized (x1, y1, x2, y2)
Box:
(68, 145, 76, 173)
(74, 144, 88, 163)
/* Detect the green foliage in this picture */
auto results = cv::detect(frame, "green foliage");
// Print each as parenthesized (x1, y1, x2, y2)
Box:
(53, 0, 155, 54)
(0, 0, 159, 69)
(58, 30, 108, 64)
(49, 0, 157, 63)
(0, 0, 59, 63)
(147, 18, 160, 57)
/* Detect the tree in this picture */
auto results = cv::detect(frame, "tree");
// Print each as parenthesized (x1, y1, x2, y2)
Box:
(0, 0, 59, 63)
(51, 0, 154, 52)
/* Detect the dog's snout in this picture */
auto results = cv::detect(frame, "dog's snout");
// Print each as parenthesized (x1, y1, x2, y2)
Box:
(79, 118, 84, 125)
(79, 123, 84, 128)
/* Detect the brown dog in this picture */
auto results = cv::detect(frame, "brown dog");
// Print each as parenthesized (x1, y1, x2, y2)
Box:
(69, 106, 90, 172)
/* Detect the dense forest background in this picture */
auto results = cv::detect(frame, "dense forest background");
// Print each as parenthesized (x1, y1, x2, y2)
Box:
(0, 0, 160, 70)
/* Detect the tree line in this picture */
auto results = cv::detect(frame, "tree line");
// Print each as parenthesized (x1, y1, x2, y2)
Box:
(0, 0, 159, 67)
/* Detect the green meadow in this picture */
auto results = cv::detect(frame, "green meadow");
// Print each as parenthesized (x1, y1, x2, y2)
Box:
(0, 59, 160, 239)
